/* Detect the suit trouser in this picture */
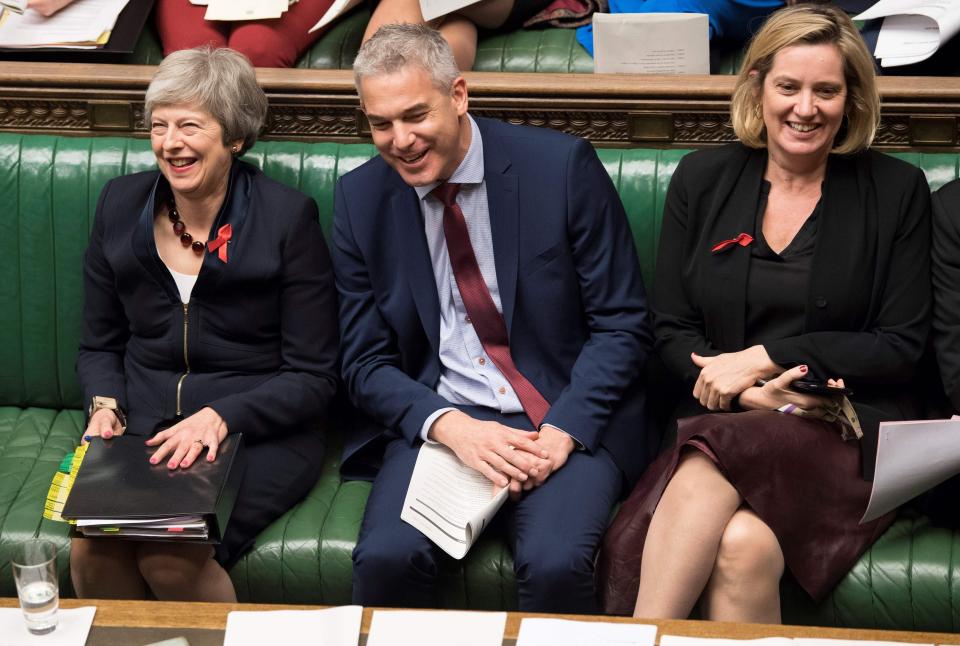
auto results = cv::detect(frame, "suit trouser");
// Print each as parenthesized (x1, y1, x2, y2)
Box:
(351, 408, 623, 613)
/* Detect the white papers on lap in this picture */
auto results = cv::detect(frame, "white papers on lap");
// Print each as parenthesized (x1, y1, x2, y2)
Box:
(0, 0, 129, 48)
(855, 1, 960, 67)
(224, 606, 363, 646)
(419, 0, 481, 22)
(517, 618, 657, 646)
(401, 442, 508, 559)
(0, 607, 96, 646)
(204, 0, 288, 21)
(861, 418, 960, 523)
(593, 13, 709, 74)
(367, 610, 507, 646)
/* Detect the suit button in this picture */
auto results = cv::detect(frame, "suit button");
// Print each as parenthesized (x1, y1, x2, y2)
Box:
(498, 387, 506, 395)
(478, 357, 486, 366)
(465, 316, 471, 324)
(815, 296, 827, 308)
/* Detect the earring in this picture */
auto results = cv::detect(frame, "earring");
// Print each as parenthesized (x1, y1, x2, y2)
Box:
(232, 146, 240, 154)
(754, 103, 762, 120)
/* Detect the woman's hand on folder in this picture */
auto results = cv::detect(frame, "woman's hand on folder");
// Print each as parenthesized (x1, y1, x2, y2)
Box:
(82, 408, 124, 444)
(145, 407, 230, 470)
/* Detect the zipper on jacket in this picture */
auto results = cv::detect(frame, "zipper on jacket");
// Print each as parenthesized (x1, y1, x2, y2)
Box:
(175, 302, 190, 417)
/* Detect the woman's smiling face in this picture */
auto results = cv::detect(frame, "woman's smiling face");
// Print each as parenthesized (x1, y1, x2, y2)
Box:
(760, 43, 848, 166)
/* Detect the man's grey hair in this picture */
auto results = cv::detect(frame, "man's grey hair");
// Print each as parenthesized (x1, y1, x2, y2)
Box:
(353, 24, 460, 99)
(145, 46, 268, 154)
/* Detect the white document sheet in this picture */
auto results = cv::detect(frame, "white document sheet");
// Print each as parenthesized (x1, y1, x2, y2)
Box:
(419, 0, 481, 22)
(204, 0, 288, 21)
(855, 0, 960, 67)
(367, 610, 507, 646)
(593, 13, 709, 75)
(660, 638, 930, 646)
(309, 0, 362, 32)
(223, 606, 363, 646)
(0, 606, 96, 646)
(661, 637, 792, 646)
(861, 418, 960, 523)
(401, 442, 508, 559)
(0, 0, 128, 47)
(517, 618, 657, 646)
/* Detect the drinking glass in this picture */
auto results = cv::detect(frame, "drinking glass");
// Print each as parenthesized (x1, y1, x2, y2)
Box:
(11, 540, 59, 635)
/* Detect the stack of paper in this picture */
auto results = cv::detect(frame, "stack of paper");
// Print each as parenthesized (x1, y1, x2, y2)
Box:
(517, 618, 657, 646)
(202, 0, 299, 22)
(75, 515, 209, 540)
(224, 606, 363, 646)
(592, 13, 709, 75)
(855, 1, 960, 67)
(0, 0, 130, 49)
(367, 610, 507, 646)
(400, 443, 508, 559)
(660, 635, 931, 646)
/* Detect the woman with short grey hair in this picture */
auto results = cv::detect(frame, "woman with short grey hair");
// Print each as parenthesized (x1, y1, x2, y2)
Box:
(71, 46, 338, 601)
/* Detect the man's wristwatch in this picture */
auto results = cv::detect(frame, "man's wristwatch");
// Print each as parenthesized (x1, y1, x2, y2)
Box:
(89, 396, 127, 431)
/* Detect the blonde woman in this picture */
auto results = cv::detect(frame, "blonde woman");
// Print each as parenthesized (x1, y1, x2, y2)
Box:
(599, 4, 931, 623)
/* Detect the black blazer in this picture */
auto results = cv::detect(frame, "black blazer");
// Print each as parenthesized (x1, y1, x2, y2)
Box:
(932, 179, 960, 411)
(654, 143, 932, 478)
(77, 161, 339, 445)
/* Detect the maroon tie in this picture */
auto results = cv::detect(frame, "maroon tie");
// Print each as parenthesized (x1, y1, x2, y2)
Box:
(431, 182, 550, 428)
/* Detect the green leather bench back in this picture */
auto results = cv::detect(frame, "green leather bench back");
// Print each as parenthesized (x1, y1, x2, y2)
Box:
(3, 132, 960, 629)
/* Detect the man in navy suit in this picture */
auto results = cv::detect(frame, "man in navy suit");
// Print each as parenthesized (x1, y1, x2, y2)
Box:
(332, 23, 653, 613)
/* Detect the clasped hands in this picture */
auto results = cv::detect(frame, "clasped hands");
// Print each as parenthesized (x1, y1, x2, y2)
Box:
(429, 410, 575, 500)
(691, 347, 843, 413)
(83, 407, 229, 470)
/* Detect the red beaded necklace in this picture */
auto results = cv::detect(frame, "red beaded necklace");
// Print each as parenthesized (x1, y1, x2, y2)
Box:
(167, 198, 205, 255)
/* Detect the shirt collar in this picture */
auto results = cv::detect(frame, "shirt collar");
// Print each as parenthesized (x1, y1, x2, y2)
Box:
(415, 114, 484, 201)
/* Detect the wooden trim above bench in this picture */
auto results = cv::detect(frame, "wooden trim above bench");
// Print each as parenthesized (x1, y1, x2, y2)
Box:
(1, 62, 959, 150)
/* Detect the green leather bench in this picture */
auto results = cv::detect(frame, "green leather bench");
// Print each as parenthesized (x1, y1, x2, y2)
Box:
(2, 133, 959, 630)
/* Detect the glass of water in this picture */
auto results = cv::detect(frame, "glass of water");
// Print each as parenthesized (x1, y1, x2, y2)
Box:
(11, 540, 59, 635)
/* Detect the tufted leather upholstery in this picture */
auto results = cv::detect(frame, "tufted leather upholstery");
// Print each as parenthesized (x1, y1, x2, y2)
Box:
(1, 132, 959, 628)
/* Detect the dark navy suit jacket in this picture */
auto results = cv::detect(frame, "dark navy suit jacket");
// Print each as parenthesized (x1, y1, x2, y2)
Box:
(333, 117, 655, 484)
(77, 161, 340, 447)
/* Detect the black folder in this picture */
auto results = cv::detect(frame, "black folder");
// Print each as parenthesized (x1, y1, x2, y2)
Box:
(61, 433, 246, 543)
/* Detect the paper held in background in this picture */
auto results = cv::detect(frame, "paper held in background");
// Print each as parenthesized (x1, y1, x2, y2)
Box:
(400, 442, 508, 559)
(0, 0, 128, 48)
(593, 13, 709, 75)
(855, 0, 960, 67)
(367, 610, 507, 646)
(861, 418, 960, 523)
(224, 606, 363, 646)
(309, 0, 362, 32)
(204, 0, 289, 21)
(517, 618, 657, 646)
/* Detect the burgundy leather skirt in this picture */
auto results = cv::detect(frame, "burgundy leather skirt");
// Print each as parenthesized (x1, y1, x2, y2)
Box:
(597, 410, 895, 616)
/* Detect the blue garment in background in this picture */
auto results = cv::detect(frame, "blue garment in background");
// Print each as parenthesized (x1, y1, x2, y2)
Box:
(577, 0, 784, 57)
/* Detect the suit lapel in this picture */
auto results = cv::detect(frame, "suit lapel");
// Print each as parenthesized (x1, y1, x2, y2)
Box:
(706, 146, 765, 351)
(390, 178, 441, 354)
(481, 124, 520, 334)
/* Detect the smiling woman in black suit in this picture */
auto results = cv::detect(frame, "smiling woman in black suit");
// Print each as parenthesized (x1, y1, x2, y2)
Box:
(70, 46, 339, 601)
(599, 4, 931, 624)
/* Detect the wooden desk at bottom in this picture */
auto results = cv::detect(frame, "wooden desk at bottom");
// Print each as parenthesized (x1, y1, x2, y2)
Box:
(3, 598, 960, 646)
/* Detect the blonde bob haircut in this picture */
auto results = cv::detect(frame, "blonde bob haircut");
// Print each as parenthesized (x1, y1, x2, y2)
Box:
(730, 4, 879, 156)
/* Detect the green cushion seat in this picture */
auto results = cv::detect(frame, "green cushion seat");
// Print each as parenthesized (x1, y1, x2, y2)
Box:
(2, 132, 960, 629)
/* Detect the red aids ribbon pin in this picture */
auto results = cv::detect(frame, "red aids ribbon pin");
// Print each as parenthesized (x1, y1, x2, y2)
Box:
(207, 224, 232, 263)
(711, 232, 754, 254)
